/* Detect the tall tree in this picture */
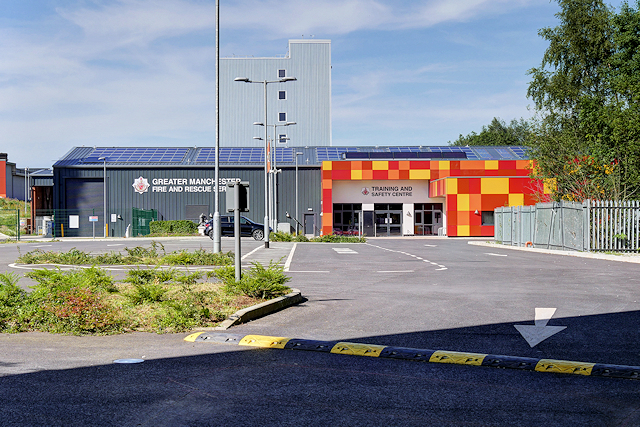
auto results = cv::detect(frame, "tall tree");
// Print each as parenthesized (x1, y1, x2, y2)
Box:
(526, 0, 640, 200)
(449, 117, 532, 146)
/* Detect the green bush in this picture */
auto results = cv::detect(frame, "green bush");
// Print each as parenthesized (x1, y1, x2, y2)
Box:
(311, 234, 367, 243)
(0, 272, 26, 329)
(161, 249, 234, 266)
(218, 260, 291, 299)
(270, 232, 309, 242)
(17, 243, 234, 267)
(149, 220, 198, 235)
(16, 268, 123, 334)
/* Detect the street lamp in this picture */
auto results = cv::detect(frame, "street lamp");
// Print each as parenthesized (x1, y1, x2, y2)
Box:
(98, 157, 107, 238)
(295, 151, 303, 234)
(234, 75, 296, 248)
(254, 121, 296, 230)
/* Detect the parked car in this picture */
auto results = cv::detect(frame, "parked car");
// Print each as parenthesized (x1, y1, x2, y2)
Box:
(204, 215, 268, 241)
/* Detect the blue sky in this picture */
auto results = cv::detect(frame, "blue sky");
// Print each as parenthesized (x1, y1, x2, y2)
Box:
(0, 0, 628, 168)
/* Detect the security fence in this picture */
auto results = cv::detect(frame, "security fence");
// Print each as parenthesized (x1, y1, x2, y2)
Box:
(132, 207, 158, 236)
(0, 209, 20, 241)
(34, 209, 103, 238)
(495, 200, 640, 252)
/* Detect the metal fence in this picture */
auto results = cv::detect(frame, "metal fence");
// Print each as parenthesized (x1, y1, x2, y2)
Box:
(0, 209, 20, 240)
(495, 200, 640, 252)
(589, 200, 640, 252)
(132, 207, 158, 236)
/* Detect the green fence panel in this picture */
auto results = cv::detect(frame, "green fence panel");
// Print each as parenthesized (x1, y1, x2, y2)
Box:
(132, 208, 158, 236)
(0, 209, 19, 240)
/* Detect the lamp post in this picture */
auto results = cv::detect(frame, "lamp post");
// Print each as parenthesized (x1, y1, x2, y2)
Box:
(98, 157, 107, 238)
(295, 151, 303, 234)
(254, 121, 296, 231)
(234, 75, 296, 248)
(212, 0, 221, 253)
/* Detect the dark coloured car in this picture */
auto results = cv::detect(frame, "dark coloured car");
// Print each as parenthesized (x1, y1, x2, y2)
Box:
(204, 215, 267, 240)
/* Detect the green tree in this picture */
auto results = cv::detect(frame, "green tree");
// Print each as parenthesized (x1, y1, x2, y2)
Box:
(526, 0, 640, 201)
(449, 117, 532, 146)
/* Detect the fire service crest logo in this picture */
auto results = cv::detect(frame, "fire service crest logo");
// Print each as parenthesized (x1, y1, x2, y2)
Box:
(132, 176, 150, 194)
(361, 187, 370, 196)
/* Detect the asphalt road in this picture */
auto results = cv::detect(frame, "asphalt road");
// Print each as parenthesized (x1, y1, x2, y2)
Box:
(1, 236, 639, 426)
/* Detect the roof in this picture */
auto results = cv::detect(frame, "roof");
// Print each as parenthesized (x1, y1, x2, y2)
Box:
(53, 146, 529, 168)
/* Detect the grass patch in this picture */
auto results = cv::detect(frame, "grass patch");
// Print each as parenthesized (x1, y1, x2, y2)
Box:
(16, 242, 234, 267)
(0, 261, 291, 335)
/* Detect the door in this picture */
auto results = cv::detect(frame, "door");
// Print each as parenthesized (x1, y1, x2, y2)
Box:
(375, 211, 402, 236)
(362, 211, 374, 237)
(304, 213, 315, 235)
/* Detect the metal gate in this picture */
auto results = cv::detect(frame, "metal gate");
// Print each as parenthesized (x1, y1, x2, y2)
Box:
(132, 207, 158, 236)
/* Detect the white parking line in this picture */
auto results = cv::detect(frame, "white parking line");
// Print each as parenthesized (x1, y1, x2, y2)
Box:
(485, 253, 508, 257)
(284, 243, 297, 272)
(333, 248, 358, 254)
(377, 270, 415, 273)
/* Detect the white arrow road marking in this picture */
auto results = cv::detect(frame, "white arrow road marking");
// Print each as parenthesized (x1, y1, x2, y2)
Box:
(514, 308, 567, 348)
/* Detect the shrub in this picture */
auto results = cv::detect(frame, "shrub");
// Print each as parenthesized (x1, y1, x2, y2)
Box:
(270, 232, 309, 242)
(220, 260, 291, 299)
(149, 220, 198, 235)
(0, 272, 26, 329)
(160, 249, 234, 266)
(311, 234, 367, 243)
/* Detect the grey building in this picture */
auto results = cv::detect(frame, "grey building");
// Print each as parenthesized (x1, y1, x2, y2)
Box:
(221, 39, 331, 147)
(52, 146, 321, 238)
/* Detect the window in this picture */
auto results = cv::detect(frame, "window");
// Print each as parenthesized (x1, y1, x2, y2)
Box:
(278, 69, 286, 78)
(278, 134, 287, 144)
(278, 90, 286, 100)
(279, 112, 286, 122)
(481, 211, 494, 226)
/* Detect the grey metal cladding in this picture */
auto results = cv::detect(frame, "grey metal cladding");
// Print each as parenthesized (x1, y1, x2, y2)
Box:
(220, 40, 331, 148)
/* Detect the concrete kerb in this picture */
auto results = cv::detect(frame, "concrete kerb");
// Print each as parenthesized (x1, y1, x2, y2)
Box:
(197, 288, 303, 331)
(468, 240, 640, 264)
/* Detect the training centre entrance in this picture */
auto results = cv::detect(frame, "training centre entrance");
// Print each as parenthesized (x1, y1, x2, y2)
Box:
(375, 203, 402, 236)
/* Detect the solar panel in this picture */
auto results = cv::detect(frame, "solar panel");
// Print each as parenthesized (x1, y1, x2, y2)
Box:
(316, 147, 358, 162)
(274, 148, 295, 163)
(496, 148, 514, 159)
(510, 147, 527, 158)
(473, 148, 492, 159)
(84, 147, 188, 163)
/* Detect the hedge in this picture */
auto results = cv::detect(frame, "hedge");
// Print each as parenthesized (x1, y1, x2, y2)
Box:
(149, 220, 198, 234)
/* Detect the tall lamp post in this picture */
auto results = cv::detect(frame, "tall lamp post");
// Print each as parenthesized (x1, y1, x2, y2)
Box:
(295, 151, 303, 234)
(253, 121, 296, 230)
(98, 157, 107, 238)
(212, 0, 221, 253)
(234, 75, 296, 248)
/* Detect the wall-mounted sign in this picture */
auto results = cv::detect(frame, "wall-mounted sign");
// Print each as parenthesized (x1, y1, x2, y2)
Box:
(132, 176, 150, 194)
(131, 176, 241, 194)
(333, 180, 432, 204)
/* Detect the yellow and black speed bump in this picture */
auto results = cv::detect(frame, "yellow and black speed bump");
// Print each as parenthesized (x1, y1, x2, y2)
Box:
(184, 333, 640, 380)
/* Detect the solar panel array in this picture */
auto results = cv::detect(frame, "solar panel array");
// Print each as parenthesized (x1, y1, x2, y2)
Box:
(316, 147, 360, 162)
(195, 147, 296, 163)
(67, 145, 528, 166)
(83, 148, 188, 163)
(197, 147, 264, 163)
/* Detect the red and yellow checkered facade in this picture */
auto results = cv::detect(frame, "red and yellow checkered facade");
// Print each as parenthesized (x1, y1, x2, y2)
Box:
(321, 159, 549, 237)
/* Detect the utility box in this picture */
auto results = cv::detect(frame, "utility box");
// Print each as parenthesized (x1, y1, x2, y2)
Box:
(226, 181, 249, 212)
